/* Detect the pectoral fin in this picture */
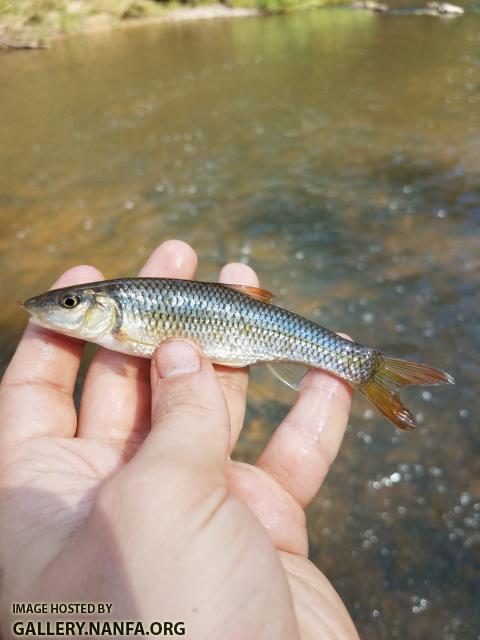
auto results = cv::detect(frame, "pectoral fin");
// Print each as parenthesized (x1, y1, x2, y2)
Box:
(211, 357, 255, 368)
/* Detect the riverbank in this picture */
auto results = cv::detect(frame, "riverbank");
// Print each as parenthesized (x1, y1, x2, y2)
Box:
(0, 0, 344, 50)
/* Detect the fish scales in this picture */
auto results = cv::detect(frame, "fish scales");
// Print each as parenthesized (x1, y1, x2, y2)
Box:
(105, 278, 377, 383)
(22, 276, 454, 431)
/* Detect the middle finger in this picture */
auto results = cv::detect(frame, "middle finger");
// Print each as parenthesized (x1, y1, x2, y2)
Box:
(215, 262, 260, 452)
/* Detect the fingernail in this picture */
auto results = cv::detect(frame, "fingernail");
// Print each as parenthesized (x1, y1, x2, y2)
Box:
(155, 340, 200, 379)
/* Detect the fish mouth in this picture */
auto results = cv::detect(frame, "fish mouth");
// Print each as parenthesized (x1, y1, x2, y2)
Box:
(27, 316, 46, 328)
(18, 298, 35, 316)
(19, 299, 50, 328)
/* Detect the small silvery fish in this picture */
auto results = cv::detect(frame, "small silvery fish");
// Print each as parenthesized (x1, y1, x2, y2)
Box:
(22, 278, 454, 430)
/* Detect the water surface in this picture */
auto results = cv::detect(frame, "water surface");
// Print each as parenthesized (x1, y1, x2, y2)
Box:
(1, 8, 479, 638)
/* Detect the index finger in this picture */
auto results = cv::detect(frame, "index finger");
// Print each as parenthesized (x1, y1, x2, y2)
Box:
(0, 265, 103, 443)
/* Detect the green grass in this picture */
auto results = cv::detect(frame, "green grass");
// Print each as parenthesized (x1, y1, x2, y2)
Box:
(230, 0, 339, 14)
(0, 0, 169, 47)
(0, 0, 350, 48)
(0, 0, 166, 24)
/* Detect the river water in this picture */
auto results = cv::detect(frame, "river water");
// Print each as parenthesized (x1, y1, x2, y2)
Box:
(1, 7, 479, 638)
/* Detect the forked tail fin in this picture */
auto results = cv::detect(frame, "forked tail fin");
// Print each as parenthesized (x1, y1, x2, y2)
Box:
(359, 355, 454, 430)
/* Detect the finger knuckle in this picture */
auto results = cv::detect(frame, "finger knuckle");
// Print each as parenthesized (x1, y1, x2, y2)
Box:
(153, 387, 226, 424)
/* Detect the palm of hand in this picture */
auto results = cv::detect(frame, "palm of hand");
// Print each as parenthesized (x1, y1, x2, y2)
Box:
(0, 241, 358, 640)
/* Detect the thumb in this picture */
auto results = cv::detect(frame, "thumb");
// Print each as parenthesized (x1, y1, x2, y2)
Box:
(137, 340, 231, 472)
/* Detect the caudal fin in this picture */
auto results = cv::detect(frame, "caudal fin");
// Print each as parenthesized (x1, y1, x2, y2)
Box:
(359, 355, 454, 430)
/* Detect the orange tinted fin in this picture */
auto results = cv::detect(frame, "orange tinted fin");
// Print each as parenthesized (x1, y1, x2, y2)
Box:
(359, 355, 454, 431)
(224, 284, 274, 304)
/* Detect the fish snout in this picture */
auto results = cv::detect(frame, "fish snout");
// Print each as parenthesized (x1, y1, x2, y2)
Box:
(21, 297, 36, 315)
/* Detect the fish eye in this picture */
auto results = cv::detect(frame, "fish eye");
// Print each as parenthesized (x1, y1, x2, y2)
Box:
(61, 295, 80, 309)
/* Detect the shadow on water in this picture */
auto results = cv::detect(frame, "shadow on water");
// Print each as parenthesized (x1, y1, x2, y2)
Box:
(0, 7, 479, 638)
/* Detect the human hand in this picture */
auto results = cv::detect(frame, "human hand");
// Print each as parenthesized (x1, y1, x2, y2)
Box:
(0, 240, 359, 639)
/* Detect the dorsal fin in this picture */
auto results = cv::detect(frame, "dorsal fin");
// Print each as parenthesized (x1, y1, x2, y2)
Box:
(223, 284, 274, 304)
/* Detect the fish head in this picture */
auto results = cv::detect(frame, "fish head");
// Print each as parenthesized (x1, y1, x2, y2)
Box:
(22, 284, 120, 340)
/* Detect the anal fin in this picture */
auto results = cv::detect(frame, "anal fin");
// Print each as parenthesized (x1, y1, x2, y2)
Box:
(267, 362, 310, 390)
